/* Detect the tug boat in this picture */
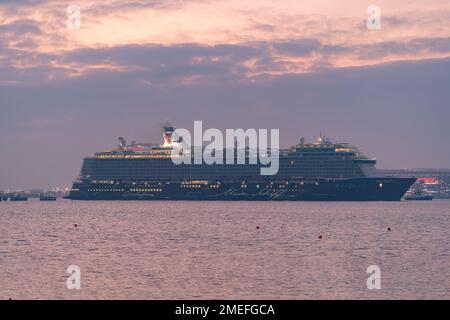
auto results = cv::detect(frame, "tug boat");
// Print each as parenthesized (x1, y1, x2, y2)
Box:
(40, 194, 57, 201)
(404, 185, 433, 201)
(10, 195, 28, 201)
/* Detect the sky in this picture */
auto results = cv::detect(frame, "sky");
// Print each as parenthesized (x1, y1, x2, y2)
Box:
(0, 0, 449, 190)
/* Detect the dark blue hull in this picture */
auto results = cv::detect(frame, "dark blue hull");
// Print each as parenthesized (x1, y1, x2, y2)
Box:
(9, 197, 28, 201)
(69, 177, 416, 201)
(404, 195, 433, 201)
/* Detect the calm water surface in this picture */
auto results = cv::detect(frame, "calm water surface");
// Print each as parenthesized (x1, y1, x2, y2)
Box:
(0, 200, 449, 299)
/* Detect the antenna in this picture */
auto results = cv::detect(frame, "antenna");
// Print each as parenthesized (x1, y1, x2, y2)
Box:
(316, 132, 323, 144)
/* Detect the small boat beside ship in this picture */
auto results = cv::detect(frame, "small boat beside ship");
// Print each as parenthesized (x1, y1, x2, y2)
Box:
(404, 185, 433, 201)
(39, 194, 57, 201)
(9, 195, 28, 201)
(405, 194, 433, 201)
(0, 194, 58, 201)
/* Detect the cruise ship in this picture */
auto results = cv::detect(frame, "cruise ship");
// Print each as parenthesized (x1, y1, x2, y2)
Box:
(68, 126, 416, 201)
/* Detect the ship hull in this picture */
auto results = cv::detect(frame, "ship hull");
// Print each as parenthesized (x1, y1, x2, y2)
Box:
(69, 177, 416, 201)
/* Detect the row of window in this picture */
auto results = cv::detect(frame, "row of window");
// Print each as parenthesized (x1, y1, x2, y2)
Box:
(87, 189, 124, 192)
(82, 182, 334, 193)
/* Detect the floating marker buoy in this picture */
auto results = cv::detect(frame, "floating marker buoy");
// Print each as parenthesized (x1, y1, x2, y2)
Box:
(256, 226, 260, 230)
(319, 235, 322, 239)
(74, 224, 78, 227)
(388, 227, 391, 231)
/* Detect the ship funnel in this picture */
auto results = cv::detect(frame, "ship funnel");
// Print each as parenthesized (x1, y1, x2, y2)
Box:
(118, 137, 127, 149)
(161, 121, 176, 146)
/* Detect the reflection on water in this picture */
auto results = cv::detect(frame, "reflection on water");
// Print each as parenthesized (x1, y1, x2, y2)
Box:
(0, 200, 449, 299)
